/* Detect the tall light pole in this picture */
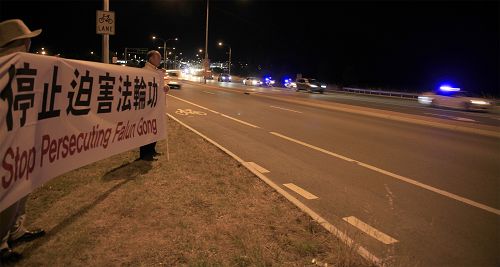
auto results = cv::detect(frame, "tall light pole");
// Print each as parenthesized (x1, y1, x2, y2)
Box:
(204, 0, 210, 83)
(218, 41, 231, 75)
(152, 36, 166, 68)
(153, 36, 178, 69)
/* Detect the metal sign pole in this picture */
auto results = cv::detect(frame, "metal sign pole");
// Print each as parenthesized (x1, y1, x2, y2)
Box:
(102, 0, 109, 63)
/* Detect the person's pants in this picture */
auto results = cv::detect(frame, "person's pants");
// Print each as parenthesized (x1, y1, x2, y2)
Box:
(0, 196, 27, 249)
(140, 142, 157, 158)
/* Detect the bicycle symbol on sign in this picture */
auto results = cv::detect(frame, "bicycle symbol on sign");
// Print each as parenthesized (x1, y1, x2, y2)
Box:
(99, 14, 113, 24)
(175, 109, 207, 116)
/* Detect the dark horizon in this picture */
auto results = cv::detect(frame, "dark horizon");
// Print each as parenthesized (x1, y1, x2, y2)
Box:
(1, 0, 498, 95)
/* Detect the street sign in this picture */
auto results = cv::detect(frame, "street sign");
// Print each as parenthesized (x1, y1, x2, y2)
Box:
(96, 10, 115, 35)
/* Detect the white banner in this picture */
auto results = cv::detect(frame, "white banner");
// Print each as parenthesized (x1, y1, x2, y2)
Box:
(0, 52, 166, 212)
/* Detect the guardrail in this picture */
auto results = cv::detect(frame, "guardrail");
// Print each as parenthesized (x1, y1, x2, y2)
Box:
(330, 87, 419, 100)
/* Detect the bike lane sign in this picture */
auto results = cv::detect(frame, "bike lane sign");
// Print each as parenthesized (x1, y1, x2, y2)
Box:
(96, 10, 115, 35)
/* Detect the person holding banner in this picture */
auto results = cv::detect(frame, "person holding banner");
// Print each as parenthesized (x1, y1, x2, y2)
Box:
(139, 50, 168, 161)
(0, 19, 46, 263)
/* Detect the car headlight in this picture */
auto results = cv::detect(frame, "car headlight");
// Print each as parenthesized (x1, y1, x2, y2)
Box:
(320, 85, 326, 88)
(270, 80, 275, 84)
(310, 84, 318, 88)
(170, 81, 178, 84)
(418, 96, 433, 104)
(470, 100, 490, 105)
(252, 80, 258, 85)
(291, 82, 297, 88)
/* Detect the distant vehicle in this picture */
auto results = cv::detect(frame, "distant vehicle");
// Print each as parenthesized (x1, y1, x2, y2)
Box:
(243, 77, 262, 86)
(295, 78, 326, 93)
(218, 73, 232, 82)
(263, 76, 275, 87)
(283, 78, 296, 88)
(162, 69, 181, 89)
(418, 86, 492, 111)
(204, 70, 214, 80)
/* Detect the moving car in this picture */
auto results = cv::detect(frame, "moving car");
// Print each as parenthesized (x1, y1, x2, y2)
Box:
(204, 70, 214, 80)
(218, 73, 232, 82)
(283, 78, 297, 89)
(418, 86, 492, 111)
(242, 77, 262, 86)
(263, 76, 275, 87)
(295, 78, 326, 93)
(163, 69, 182, 89)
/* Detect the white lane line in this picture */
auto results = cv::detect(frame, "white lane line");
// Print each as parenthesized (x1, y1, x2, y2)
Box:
(343, 216, 398, 245)
(219, 114, 260, 128)
(246, 162, 270, 173)
(424, 113, 476, 122)
(167, 113, 381, 265)
(168, 95, 260, 129)
(202, 90, 216, 95)
(169, 94, 220, 114)
(270, 105, 303, 114)
(283, 183, 319, 200)
(270, 131, 500, 216)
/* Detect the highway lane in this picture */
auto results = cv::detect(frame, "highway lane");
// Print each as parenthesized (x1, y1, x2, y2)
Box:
(191, 78, 500, 127)
(166, 82, 500, 266)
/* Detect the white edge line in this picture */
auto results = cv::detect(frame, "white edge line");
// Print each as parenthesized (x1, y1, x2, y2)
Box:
(168, 94, 260, 129)
(166, 113, 383, 266)
(269, 131, 500, 216)
(343, 216, 398, 245)
(246, 162, 270, 173)
(283, 183, 319, 200)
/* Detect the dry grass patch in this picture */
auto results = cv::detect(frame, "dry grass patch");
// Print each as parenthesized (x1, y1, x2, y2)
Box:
(9, 117, 371, 267)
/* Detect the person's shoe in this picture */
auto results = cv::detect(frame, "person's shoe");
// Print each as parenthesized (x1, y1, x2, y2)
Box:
(9, 229, 45, 246)
(140, 155, 158, 161)
(153, 151, 164, 157)
(0, 248, 22, 263)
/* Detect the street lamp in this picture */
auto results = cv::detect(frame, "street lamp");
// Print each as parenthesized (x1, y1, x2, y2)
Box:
(218, 41, 232, 75)
(152, 36, 178, 69)
(200, 0, 210, 83)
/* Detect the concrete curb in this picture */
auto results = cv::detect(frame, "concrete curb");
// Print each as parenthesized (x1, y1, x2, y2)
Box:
(181, 80, 500, 139)
(166, 113, 383, 266)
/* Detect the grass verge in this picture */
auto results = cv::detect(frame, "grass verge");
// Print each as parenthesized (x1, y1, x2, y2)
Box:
(10, 117, 371, 266)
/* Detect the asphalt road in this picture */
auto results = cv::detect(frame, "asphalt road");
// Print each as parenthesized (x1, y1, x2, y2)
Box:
(197, 78, 500, 127)
(166, 81, 500, 266)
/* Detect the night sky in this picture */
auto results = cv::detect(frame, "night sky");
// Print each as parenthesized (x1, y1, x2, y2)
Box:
(1, 0, 498, 95)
